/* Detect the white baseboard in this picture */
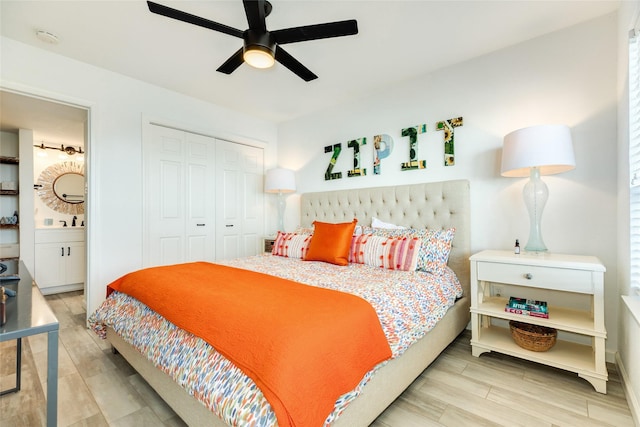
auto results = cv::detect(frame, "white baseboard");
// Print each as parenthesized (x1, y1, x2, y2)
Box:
(616, 352, 640, 427)
(39, 282, 83, 295)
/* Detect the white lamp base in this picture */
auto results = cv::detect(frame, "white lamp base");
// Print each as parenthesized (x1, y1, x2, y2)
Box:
(276, 192, 286, 232)
(523, 167, 548, 252)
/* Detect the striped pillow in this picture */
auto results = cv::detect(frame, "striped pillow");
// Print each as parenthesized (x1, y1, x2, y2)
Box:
(271, 231, 293, 256)
(349, 234, 369, 263)
(286, 234, 312, 259)
(362, 226, 456, 275)
(349, 234, 385, 264)
(382, 237, 422, 271)
(272, 232, 312, 259)
(349, 234, 421, 271)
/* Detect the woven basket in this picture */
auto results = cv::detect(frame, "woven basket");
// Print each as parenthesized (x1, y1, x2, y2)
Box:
(509, 320, 557, 352)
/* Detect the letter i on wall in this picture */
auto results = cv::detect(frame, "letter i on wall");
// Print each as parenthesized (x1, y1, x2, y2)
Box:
(436, 117, 463, 166)
(347, 137, 367, 177)
(401, 124, 427, 171)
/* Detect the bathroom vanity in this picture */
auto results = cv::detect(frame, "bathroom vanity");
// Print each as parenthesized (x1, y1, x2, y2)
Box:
(34, 228, 85, 294)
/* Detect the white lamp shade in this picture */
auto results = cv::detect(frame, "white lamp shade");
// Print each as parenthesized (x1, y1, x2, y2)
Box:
(501, 124, 576, 177)
(265, 168, 296, 193)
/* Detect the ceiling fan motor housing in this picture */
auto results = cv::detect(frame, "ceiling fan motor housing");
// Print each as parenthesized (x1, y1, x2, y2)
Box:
(243, 30, 276, 56)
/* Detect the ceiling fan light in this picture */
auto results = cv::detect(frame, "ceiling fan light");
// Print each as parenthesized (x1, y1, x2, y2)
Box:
(243, 46, 275, 69)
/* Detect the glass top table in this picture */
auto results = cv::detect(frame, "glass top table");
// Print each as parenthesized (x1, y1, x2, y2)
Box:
(0, 260, 59, 427)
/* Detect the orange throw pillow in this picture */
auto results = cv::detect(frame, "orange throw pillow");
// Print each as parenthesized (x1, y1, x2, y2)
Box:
(304, 219, 357, 266)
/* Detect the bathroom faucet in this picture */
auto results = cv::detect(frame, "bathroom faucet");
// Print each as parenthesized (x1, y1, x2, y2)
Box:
(72, 216, 77, 227)
(59, 220, 67, 227)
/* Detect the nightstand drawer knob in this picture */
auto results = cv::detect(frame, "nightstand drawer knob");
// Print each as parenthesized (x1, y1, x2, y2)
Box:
(525, 273, 533, 280)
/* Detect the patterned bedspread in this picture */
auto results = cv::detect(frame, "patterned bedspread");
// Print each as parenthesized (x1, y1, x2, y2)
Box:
(89, 255, 463, 426)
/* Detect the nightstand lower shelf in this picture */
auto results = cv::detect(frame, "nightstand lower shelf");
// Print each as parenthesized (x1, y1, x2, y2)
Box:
(472, 325, 607, 393)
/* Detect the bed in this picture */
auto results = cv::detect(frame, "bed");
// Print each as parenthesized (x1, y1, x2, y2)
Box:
(90, 179, 471, 426)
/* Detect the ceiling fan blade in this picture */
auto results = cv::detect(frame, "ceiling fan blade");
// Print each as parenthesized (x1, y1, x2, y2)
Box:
(147, 1, 244, 39)
(243, 0, 267, 32)
(275, 46, 317, 82)
(272, 20, 358, 45)
(216, 48, 245, 74)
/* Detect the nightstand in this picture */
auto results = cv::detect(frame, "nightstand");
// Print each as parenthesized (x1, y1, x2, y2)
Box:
(263, 237, 276, 253)
(469, 250, 607, 393)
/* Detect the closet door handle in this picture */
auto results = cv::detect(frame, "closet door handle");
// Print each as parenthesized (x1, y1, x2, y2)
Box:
(68, 247, 71, 256)
(61, 247, 65, 257)
(226, 224, 234, 228)
(196, 223, 205, 227)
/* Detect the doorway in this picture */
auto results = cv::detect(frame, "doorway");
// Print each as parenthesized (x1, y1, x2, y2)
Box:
(0, 89, 90, 308)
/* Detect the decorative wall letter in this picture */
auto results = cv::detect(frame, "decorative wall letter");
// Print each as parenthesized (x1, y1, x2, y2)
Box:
(400, 124, 427, 171)
(436, 117, 464, 166)
(321, 115, 464, 180)
(347, 138, 367, 177)
(324, 143, 343, 180)
(373, 134, 393, 175)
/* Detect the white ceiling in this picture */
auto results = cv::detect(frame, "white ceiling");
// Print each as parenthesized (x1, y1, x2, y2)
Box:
(0, 90, 88, 146)
(0, 0, 620, 139)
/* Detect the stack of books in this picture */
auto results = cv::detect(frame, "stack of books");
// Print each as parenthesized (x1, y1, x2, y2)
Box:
(505, 296, 549, 318)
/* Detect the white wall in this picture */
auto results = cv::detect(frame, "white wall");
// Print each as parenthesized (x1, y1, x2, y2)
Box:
(18, 129, 35, 274)
(278, 15, 619, 357)
(1, 37, 278, 315)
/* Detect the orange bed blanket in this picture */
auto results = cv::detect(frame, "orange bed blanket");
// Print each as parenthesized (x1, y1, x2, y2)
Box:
(107, 262, 392, 427)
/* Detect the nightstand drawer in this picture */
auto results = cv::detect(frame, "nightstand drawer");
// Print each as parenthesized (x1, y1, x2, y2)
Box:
(476, 262, 594, 293)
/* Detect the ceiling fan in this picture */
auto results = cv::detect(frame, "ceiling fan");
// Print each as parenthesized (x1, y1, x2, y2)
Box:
(147, 0, 359, 82)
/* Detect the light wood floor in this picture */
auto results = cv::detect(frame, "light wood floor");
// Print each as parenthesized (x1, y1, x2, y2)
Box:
(0, 291, 636, 427)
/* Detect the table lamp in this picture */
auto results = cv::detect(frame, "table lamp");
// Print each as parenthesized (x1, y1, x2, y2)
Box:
(265, 168, 296, 232)
(501, 124, 575, 252)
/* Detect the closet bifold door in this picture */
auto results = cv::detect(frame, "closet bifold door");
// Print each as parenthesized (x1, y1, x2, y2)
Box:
(215, 139, 264, 260)
(144, 125, 216, 267)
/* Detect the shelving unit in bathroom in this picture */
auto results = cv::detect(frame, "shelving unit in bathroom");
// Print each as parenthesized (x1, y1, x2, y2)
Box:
(0, 155, 20, 259)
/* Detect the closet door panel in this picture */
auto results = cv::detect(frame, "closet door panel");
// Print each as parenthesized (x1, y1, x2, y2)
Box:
(185, 133, 216, 262)
(185, 160, 209, 262)
(220, 235, 240, 260)
(216, 140, 263, 260)
(240, 144, 264, 257)
(159, 237, 182, 265)
(216, 163, 241, 260)
(157, 158, 184, 264)
(241, 171, 263, 257)
(145, 125, 262, 266)
(145, 125, 215, 267)
(148, 126, 185, 266)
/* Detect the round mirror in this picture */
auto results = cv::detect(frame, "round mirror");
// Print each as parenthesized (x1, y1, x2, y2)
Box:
(53, 173, 84, 204)
(37, 161, 85, 215)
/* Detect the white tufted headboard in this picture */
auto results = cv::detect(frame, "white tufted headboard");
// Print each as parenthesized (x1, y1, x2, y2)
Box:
(300, 180, 471, 294)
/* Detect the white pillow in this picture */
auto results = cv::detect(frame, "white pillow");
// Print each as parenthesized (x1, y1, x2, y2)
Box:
(371, 216, 406, 230)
